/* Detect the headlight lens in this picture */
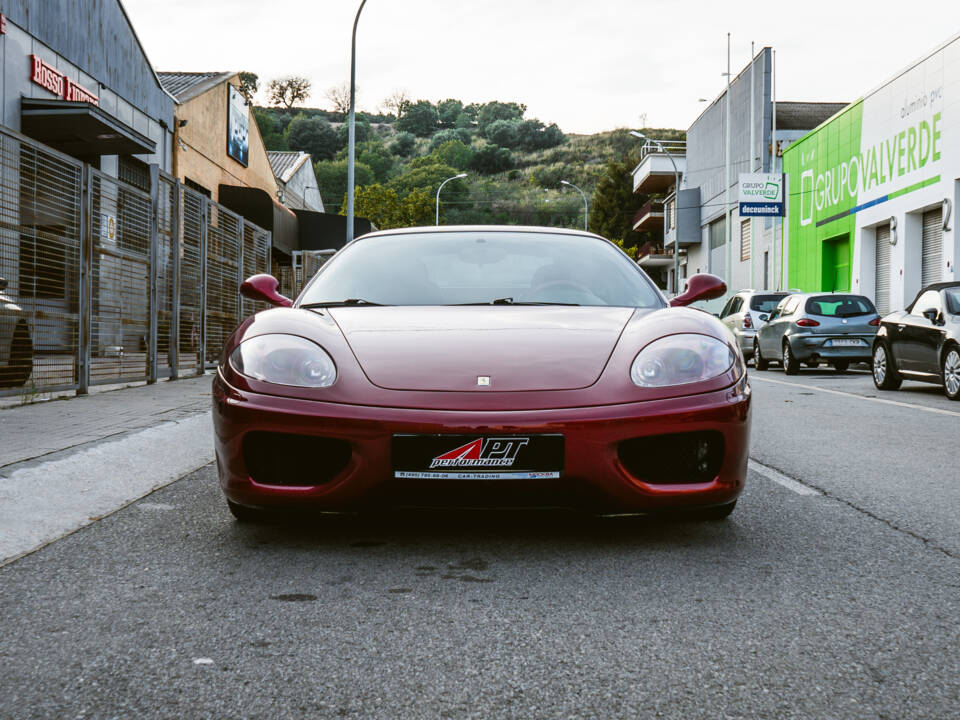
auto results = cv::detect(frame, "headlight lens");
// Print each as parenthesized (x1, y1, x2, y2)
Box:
(229, 334, 337, 388)
(631, 334, 737, 387)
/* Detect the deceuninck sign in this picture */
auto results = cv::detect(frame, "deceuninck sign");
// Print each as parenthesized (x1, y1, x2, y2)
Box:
(739, 173, 784, 216)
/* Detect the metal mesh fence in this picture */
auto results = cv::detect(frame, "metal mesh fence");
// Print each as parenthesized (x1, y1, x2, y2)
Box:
(0, 125, 271, 398)
(292, 250, 336, 297)
(89, 169, 152, 385)
(0, 127, 82, 395)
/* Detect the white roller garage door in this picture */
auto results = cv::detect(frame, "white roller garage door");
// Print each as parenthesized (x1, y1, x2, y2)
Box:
(875, 224, 891, 315)
(921, 208, 943, 287)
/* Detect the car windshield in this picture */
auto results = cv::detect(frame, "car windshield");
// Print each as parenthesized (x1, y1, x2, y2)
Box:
(750, 294, 788, 312)
(945, 287, 960, 314)
(298, 231, 664, 308)
(805, 295, 876, 317)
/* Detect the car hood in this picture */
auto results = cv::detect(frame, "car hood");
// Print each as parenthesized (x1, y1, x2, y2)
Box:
(328, 306, 636, 392)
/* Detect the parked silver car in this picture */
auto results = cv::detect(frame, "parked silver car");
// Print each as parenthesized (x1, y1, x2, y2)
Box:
(0, 277, 33, 388)
(754, 293, 879, 374)
(719, 289, 791, 359)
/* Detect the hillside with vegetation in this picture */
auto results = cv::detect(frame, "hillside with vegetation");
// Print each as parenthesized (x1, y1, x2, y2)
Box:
(253, 94, 683, 256)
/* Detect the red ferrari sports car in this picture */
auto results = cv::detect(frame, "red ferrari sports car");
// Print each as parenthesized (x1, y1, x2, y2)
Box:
(213, 226, 750, 521)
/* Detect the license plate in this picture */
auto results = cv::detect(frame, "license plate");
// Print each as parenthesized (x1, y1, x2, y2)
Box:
(392, 434, 564, 480)
(829, 338, 864, 347)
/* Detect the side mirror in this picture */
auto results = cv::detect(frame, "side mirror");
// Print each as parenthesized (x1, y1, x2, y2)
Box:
(922, 308, 939, 324)
(669, 273, 727, 307)
(240, 274, 292, 308)
(759, 313, 769, 322)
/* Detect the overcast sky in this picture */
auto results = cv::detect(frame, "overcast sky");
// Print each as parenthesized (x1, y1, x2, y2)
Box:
(124, 0, 959, 134)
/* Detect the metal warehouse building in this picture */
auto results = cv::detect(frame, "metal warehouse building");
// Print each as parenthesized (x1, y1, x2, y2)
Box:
(784, 33, 960, 313)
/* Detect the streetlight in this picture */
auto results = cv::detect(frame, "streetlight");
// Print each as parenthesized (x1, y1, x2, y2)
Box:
(631, 130, 681, 295)
(436, 173, 467, 226)
(560, 180, 588, 231)
(345, 0, 368, 244)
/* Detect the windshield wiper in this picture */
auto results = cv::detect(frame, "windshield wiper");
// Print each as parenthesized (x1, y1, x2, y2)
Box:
(300, 298, 386, 308)
(455, 298, 580, 306)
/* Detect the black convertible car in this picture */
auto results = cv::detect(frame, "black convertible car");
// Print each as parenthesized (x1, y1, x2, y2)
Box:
(872, 282, 960, 400)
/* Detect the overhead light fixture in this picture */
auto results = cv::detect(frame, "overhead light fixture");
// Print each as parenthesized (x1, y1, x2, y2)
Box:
(96, 133, 122, 140)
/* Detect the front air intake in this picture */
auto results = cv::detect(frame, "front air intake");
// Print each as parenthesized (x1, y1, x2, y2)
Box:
(242, 431, 351, 487)
(618, 431, 724, 485)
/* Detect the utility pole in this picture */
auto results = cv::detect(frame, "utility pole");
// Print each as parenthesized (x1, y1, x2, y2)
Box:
(345, 0, 368, 244)
(749, 41, 755, 290)
(725, 32, 732, 294)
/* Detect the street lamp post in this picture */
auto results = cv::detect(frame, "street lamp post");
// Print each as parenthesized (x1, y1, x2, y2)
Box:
(631, 130, 681, 295)
(560, 180, 588, 231)
(435, 173, 467, 225)
(345, 0, 368, 245)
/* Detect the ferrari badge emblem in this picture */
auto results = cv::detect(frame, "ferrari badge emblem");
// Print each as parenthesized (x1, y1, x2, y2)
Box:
(477, 376, 490, 386)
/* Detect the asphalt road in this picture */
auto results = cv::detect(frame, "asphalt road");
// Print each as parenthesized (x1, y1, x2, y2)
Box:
(1, 369, 959, 719)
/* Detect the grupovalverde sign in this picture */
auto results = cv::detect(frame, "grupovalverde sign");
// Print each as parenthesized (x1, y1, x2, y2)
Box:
(739, 173, 784, 216)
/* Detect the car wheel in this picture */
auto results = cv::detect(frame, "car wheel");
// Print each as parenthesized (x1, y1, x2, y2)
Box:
(753, 339, 769, 371)
(872, 343, 902, 390)
(782, 342, 800, 375)
(227, 499, 277, 524)
(4, 322, 34, 388)
(943, 347, 960, 401)
(833, 360, 850, 373)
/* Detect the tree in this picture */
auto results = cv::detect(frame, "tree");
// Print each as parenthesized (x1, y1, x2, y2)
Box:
(267, 76, 312, 109)
(381, 88, 411, 118)
(437, 99, 464, 128)
(395, 100, 438, 137)
(325, 82, 352, 114)
(429, 128, 472, 150)
(286, 114, 338, 161)
(237, 72, 258, 103)
(589, 157, 647, 249)
(484, 119, 521, 148)
(349, 184, 434, 228)
(335, 118, 372, 149)
(389, 131, 416, 157)
(516, 119, 566, 151)
(431, 140, 473, 171)
(314, 160, 374, 211)
(350, 140, 395, 183)
(389, 162, 467, 203)
(470, 143, 513, 174)
(253, 107, 288, 151)
(477, 101, 526, 133)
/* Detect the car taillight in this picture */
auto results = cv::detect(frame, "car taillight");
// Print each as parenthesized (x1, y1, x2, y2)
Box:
(743, 312, 753, 329)
(869, 317, 881, 326)
(796, 318, 820, 327)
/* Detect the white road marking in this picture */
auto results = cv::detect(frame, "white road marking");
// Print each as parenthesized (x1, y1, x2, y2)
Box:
(748, 459, 822, 496)
(193, 658, 214, 665)
(751, 375, 960, 418)
(0, 412, 212, 567)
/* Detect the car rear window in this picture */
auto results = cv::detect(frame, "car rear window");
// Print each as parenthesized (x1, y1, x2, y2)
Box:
(805, 295, 876, 317)
(750, 294, 788, 312)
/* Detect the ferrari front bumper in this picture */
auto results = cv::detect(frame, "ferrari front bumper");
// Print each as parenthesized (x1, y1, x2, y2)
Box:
(212, 371, 751, 513)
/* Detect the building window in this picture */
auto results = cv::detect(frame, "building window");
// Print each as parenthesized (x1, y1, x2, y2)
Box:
(665, 198, 676, 230)
(709, 216, 726, 250)
(740, 219, 751, 261)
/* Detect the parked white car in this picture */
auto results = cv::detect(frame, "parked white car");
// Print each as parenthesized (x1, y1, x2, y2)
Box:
(0, 277, 33, 387)
(718, 289, 793, 360)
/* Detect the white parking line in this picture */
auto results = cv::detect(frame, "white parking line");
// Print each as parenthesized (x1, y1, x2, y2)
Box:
(748, 459, 822, 496)
(751, 375, 960, 418)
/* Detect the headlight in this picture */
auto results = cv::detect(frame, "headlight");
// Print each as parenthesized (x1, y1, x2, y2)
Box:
(229, 334, 337, 388)
(631, 334, 738, 387)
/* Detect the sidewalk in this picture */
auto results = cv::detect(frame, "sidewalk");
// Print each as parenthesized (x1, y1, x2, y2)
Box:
(0, 375, 212, 470)
(0, 375, 215, 566)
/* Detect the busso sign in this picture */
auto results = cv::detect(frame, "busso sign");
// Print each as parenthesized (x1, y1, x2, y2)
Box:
(30, 55, 99, 106)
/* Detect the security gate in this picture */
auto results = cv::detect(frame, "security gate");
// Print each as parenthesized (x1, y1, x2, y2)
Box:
(292, 249, 336, 297)
(921, 208, 943, 287)
(875, 224, 891, 316)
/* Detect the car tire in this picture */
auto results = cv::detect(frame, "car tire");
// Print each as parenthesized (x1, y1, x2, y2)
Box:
(872, 342, 902, 390)
(227, 499, 277, 524)
(4, 322, 33, 388)
(942, 346, 960, 401)
(833, 360, 850, 373)
(753, 339, 769, 371)
(782, 342, 800, 375)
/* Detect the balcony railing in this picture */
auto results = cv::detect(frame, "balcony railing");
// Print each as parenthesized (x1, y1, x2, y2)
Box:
(637, 139, 686, 165)
(632, 199, 665, 231)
